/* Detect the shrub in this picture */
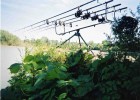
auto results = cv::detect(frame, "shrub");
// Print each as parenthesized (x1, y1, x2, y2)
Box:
(2, 47, 140, 100)
(0, 30, 22, 46)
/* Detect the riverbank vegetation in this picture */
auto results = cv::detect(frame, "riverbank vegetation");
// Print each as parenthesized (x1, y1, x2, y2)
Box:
(0, 30, 22, 46)
(0, 29, 108, 52)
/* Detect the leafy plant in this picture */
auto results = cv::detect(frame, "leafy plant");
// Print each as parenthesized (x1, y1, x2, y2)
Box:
(5, 46, 140, 100)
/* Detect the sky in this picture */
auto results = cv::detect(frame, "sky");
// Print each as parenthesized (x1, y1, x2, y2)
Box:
(1, 0, 140, 43)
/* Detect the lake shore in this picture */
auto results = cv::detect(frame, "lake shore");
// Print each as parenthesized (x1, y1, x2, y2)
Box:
(0, 46, 25, 89)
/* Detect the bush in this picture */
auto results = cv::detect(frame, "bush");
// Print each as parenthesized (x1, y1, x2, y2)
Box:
(112, 16, 140, 52)
(2, 47, 140, 100)
(0, 30, 22, 46)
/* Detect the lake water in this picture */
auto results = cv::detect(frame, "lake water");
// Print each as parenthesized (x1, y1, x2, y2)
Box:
(0, 46, 25, 89)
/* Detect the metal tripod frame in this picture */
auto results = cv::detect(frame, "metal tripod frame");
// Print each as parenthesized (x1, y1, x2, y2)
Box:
(57, 29, 94, 55)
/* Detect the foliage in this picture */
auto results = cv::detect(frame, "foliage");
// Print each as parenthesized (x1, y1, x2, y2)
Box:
(0, 30, 22, 46)
(1, 87, 23, 100)
(101, 40, 111, 51)
(0, 29, 104, 52)
(1, 46, 140, 100)
(112, 16, 140, 52)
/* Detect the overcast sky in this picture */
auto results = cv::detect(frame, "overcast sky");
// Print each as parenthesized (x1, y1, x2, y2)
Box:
(1, 0, 139, 43)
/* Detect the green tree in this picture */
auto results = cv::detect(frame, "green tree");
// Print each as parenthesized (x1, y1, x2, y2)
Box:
(101, 40, 111, 51)
(0, 30, 22, 46)
(112, 16, 140, 52)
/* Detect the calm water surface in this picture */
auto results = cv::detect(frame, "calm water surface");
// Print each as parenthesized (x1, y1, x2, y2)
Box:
(0, 46, 25, 89)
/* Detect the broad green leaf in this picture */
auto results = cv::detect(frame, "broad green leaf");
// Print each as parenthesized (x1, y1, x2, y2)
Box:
(73, 75, 94, 97)
(57, 79, 79, 87)
(24, 55, 34, 62)
(90, 60, 100, 71)
(43, 92, 51, 100)
(84, 53, 93, 61)
(74, 82, 94, 97)
(47, 68, 60, 80)
(32, 61, 38, 69)
(67, 50, 83, 67)
(71, 55, 81, 66)
(58, 71, 68, 79)
(23, 64, 32, 71)
(22, 84, 36, 92)
(59, 66, 67, 71)
(36, 61, 46, 69)
(34, 73, 47, 86)
(29, 94, 40, 100)
(46, 62, 55, 72)
(9, 63, 22, 73)
(48, 89, 56, 100)
(42, 89, 53, 100)
(34, 55, 42, 62)
(58, 93, 67, 100)
(69, 79, 80, 87)
(77, 75, 92, 82)
(57, 80, 68, 87)
(40, 89, 50, 95)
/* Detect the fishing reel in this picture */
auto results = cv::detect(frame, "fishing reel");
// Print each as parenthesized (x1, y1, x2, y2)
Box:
(70, 22, 72, 27)
(46, 19, 49, 25)
(59, 21, 62, 26)
(81, 11, 91, 20)
(55, 21, 58, 26)
(91, 14, 99, 21)
(98, 16, 105, 23)
(58, 21, 66, 26)
(62, 22, 65, 26)
(75, 8, 83, 18)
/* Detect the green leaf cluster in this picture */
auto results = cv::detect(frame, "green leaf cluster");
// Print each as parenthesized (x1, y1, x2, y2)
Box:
(2, 47, 140, 100)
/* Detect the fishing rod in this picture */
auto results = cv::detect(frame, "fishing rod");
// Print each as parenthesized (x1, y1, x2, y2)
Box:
(26, 0, 113, 31)
(60, 7, 127, 35)
(16, 0, 98, 31)
(32, 3, 120, 32)
(40, 7, 127, 34)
